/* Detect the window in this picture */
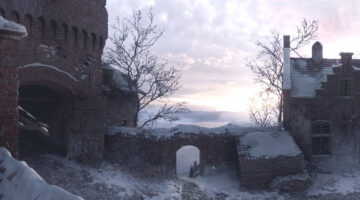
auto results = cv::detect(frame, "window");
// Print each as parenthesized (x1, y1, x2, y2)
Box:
(24, 14, 33, 37)
(339, 80, 352, 96)
(50, 20, 57, 40)
(312, 121, 331, 156)
(312, 137, 331, 155)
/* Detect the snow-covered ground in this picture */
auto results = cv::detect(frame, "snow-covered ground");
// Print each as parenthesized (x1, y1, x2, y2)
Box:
(20, 152, 360, 200)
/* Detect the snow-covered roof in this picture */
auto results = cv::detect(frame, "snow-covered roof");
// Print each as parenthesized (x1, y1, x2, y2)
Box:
(0, 16, 27, 40)
(290, 58, 340, 97)
(0, 147, 83, 200)
(105, 123, 270, 139)
(239, 130, 302, 159)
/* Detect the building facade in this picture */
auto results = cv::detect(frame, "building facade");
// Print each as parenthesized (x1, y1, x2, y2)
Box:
(283, 35, 360, 161)
(0, 0, 138, 161)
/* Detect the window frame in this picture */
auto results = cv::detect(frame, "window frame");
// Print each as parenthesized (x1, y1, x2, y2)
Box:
(311, 120, 332, 156)
(339, 79, 352, 97)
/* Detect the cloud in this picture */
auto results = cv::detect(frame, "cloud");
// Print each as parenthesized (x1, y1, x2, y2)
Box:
(106, 0, 360, 125)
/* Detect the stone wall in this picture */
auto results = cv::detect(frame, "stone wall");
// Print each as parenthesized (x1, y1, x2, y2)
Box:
(104, 132, 238, 176)
(238, 155, 305, 189)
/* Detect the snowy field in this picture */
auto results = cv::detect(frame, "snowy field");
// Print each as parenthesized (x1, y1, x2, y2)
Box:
(11, 151, 360, 200)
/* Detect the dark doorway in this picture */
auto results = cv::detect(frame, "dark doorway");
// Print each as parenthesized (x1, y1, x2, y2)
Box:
(18, 84, 72, 158)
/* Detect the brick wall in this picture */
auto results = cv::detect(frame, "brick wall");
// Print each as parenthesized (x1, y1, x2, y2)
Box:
(104, 132, 238, 176)
(0, 38, 21, 158)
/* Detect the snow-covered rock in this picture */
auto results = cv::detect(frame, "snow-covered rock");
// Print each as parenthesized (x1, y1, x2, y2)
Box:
(0, 16, 27, 40)
(270, 170, 313, 193)
(240, 130, 302, 159)
(0, 147, 83, 200)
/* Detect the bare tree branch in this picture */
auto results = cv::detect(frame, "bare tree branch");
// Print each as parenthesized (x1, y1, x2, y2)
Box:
(247, 19, 318, 126)
(104, 9, 187, 128)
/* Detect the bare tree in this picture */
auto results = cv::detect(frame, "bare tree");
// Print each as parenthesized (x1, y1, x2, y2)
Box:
(247, 19, 318, 125)
(248, 92, 278, 127)
(105, 10, 187, 128)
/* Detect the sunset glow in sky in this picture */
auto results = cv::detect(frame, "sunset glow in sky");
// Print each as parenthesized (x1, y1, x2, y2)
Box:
(106, 0, 360, 125)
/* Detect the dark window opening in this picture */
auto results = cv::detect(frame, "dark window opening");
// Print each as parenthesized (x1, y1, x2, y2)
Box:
(83, 31, 88, 49)
(38, 17, 45, 39)
(0, 8, 5, 18)
(10, 11, 20, 23)
(312, 121, 331, 156)
(99, 36, 104, 50)
(50, 20, 57, 40)
(72, 27, 78, 47)
(312, 137, 331, 155)
(339, 79, 352, 96)
(24, 14, 33, 37)
(62, 23, 68, 44)
(91, 33, 97, 50)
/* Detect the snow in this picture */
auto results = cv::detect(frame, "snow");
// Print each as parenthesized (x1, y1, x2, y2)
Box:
(0, 147, 83, 200)
(290, 59, 340, 97)
(182, 165, 283, 199)
(20, 62, 79, 81)
(105, 123, 263, 138)
(0, 16, 27, 38)
(38, 44, 57, 57)
(240, 131, 302, 159)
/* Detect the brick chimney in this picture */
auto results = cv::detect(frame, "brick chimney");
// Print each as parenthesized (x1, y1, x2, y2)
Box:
(312, 41, 323, 64)
(340, 52, 353, 68)
(283, 35, 291, 90)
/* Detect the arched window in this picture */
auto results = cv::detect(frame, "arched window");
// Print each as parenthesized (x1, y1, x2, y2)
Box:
(99, 36, 104, 50)
(38, 17, 45, 39)
(91, 33, 97, 50)
(312, 121, 331, 156)
(50, 20, 57, 40)
(62, 23, 68, 44)
(10, 11, 20, 23)
(82, 30, 88, 49)
(24, 14, 33, 37)
(0, 8, 5, 18)
(72, 27, 78, 47)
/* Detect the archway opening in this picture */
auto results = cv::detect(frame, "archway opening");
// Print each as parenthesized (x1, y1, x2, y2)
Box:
(18, 84, 73, 158)
(176, 145, 200, 177)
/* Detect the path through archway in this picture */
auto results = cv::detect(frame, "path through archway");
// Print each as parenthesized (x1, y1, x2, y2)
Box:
(176, 145, 200, 177)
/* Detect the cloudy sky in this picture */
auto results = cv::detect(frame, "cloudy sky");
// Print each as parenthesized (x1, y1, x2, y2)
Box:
(106, 0, 360, 127)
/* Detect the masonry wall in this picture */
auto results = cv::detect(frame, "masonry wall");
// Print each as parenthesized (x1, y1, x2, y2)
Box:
(238, 155, 305, 189)
(104, 132, 238, 176)
(0, 39, 21, 158)
(0, 0, 110, 161)
(285, 59, 360, 160)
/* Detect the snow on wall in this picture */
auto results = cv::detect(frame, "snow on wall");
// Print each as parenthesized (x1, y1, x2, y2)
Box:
(0, 16, 27, 36)
(240, 131, 302, 159)
(19, 62, 79, 81)
(290, 59, 340, 97)
(105, 123, 265, 139)
(0, 147, 83, 200)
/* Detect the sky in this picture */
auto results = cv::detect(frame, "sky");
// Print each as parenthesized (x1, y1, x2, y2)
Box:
(105, 0, 360, 127)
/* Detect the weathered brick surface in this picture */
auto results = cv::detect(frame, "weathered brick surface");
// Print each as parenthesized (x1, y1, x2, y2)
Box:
(238, 155, 305, 189)
(0, 0, 112, 161)
(284, 54, 360, 160)
(0, 39, 21, 158)
(104, 132, 238, 176)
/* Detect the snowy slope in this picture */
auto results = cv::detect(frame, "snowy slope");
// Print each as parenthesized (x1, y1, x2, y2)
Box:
(0, 147, 83, 200)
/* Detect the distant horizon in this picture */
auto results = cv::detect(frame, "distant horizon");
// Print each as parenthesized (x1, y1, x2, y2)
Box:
(106, 0, 360, 125)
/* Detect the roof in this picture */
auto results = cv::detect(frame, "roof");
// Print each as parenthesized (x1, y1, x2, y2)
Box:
(289, 58, 360, 98)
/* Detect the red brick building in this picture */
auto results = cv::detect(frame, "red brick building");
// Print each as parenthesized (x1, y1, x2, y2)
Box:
(0, 0, 138, 161)
(283, 35, 360, 161)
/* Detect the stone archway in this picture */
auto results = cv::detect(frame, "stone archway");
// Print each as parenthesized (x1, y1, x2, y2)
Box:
(176, 145, 200, 177)
(18, 83, 73, 158)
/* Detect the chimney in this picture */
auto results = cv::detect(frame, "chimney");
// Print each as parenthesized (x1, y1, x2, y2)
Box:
(340, 52, 353, 68)
(312, 41, 323, 64)
(283, 35, 291, 90)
